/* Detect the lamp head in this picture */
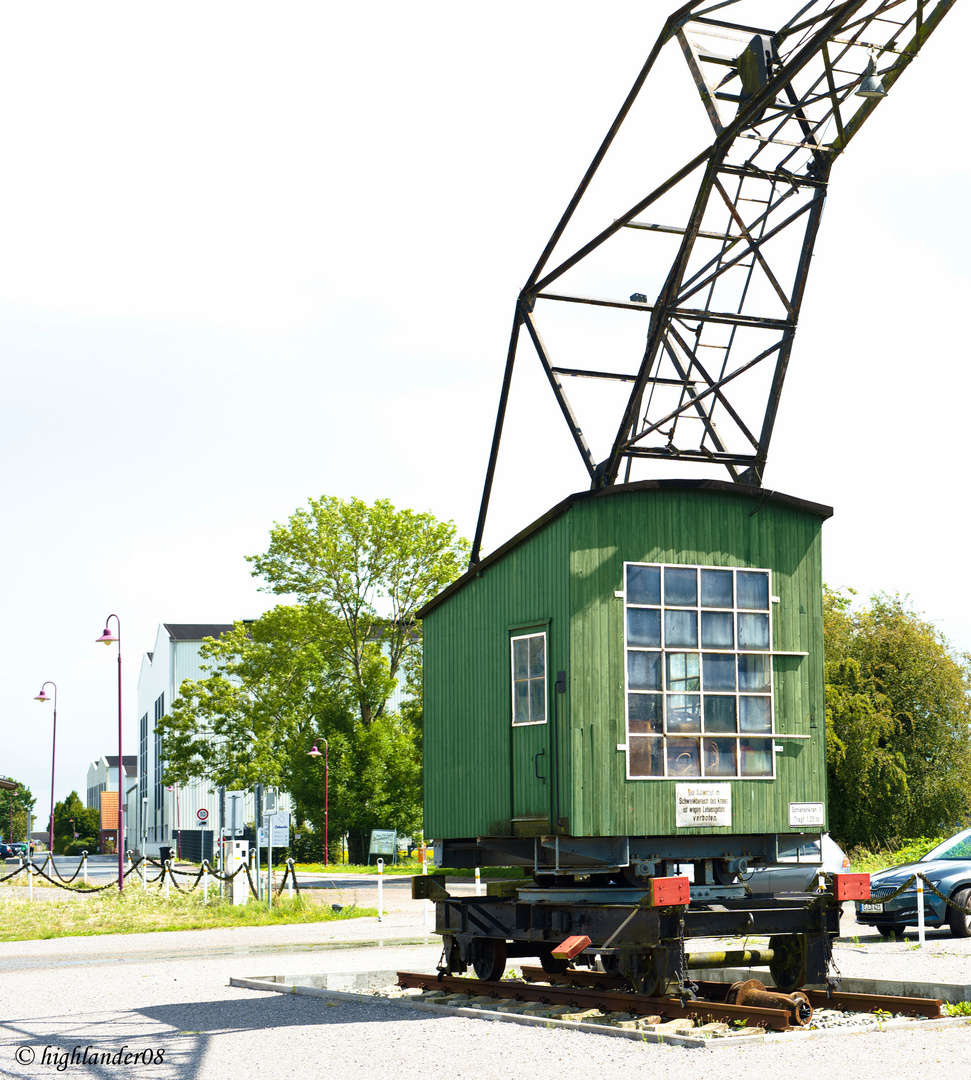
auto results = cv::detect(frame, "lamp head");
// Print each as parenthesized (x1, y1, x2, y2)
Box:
(856, 53, 887, 98)
(34, 689, 51, 703)
(96, 627, 118, 645)
(308, 741, 323, 758)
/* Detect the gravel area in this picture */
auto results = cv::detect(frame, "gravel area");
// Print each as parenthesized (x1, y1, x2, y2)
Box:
(2, 892, 971, 1079)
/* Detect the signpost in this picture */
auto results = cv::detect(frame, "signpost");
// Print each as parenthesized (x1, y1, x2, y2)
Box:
(262, 810, 290, 909)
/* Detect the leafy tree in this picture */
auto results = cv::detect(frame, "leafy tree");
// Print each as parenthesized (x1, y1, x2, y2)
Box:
(161, 496, 467, 860)
(0, 777, 35, 843)
(52, 791, 101, 855)
(825, 588, 971, 846)
(247, 496, 468, 725)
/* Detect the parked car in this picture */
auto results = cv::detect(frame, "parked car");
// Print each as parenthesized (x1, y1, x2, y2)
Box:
(0, 841, 27, 859)
(743, 834, 851, 894)
(854, 827, 971, 938)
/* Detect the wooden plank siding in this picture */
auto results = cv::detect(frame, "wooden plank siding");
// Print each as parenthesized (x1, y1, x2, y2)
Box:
(423, 481, 829, 843)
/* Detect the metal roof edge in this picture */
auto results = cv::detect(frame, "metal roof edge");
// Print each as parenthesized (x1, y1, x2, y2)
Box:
(417, 479, 832, 619)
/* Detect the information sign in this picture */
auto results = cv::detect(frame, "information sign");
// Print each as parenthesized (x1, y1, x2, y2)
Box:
(674, 783, 732, 828)
(369, 829, 397, 856)
(262, 811, 290, 848)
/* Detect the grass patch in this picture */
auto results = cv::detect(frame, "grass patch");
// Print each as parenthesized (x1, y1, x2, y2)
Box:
(0, 887, 376, 942)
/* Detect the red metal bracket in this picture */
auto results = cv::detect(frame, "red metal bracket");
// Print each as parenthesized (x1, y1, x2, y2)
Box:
(833, 873, 870, 902)
(649, 875, 690, 906)
(551, 935, 591, 960)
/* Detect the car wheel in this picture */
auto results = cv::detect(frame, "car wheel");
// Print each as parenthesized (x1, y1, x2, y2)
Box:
(947, 888, 971, 938)
(876, 924, 904, 940)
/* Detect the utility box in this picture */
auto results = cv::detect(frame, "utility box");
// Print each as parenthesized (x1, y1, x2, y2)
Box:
(223, 839, 250, 905)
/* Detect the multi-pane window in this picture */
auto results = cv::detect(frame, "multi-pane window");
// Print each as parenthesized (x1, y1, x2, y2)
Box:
(511, 632, 547, 726)
(624, 563, 775, 779)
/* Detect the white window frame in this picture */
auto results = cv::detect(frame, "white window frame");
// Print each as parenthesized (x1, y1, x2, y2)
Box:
(510, 631, 548, 727)
(623, 561, 775, 781)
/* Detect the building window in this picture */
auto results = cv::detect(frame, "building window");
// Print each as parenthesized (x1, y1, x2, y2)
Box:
(154, 693, 165, 837)
(139, 713, 148, 809)
(624, 563, 775, 779)
(511, 632, 547, 726)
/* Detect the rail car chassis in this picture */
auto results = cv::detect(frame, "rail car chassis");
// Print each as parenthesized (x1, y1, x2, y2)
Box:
(416, 833, 863, 995)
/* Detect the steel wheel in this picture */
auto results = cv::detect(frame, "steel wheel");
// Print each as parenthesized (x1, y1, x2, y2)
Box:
(471, 938, 507, 981)
(768, 934, 808, 993)
(539, 949, 570, 975)
(947, 888, 971, 938)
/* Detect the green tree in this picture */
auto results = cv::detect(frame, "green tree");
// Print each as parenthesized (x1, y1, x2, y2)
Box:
(825, 588, 971, 846)
(52, 791, 101, 854)
(0, 777, 35, 843)
(161, 496, 467, 860)
(247, 495, 468, 725)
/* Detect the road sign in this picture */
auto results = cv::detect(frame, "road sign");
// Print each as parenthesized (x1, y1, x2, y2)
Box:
(196, 808, 209, 822)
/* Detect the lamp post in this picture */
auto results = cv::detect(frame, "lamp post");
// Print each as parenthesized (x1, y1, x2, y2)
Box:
(95, 614, 124, 891)
(307, 737, 329, 864)
(33, 681, 58, 855)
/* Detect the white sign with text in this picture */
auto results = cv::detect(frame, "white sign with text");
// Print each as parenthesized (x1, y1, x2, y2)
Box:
(675, 783, 732, 827)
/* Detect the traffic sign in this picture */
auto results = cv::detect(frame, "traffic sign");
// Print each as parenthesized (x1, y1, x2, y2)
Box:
(196, 808, 209, 822)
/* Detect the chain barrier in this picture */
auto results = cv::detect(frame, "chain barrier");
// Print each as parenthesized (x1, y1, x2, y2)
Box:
(46, 852, 88, 884)
(821, 870, 971, 916)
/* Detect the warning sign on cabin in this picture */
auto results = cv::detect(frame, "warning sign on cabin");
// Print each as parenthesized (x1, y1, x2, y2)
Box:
(675, 783, 732, 827)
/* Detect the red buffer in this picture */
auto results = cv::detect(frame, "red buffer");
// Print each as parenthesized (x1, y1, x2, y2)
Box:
(649, 876, 691, 907)
(833, 873, 871, 902)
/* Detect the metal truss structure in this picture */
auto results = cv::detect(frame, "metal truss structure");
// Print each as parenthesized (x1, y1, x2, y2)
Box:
(471, 0, 957, 565)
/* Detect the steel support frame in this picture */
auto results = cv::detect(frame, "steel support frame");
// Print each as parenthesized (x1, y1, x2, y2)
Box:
(470, 0, 957, 565)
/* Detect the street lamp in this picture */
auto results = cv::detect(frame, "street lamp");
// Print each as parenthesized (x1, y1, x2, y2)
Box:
(95, 614, 124, 891)
(33, 681, 58, 855)
(307, 737, 329, 864)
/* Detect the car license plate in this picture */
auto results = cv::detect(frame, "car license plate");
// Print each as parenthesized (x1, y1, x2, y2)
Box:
(859, 902, 884, 914)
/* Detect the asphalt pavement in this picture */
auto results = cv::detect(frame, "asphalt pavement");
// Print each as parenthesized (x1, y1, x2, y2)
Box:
(3, 880, 971, 1079)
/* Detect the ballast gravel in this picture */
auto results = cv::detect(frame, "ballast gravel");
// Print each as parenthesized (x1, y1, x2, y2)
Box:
(2, 891, 971, 1080)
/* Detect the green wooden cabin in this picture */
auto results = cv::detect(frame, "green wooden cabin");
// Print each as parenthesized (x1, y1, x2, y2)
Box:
(420, 480, 831, 872)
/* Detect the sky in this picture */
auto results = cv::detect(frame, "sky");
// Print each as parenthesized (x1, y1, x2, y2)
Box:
(2, 2, 969, 821)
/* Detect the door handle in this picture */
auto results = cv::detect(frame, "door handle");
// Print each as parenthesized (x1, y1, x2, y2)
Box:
(534, 748, 546, 783)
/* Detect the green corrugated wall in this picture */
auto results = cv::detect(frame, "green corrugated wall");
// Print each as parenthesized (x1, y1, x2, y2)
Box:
(423, 483, 827, 841)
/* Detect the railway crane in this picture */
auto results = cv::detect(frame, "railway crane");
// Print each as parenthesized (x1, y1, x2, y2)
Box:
(416, 0, 960, 1000)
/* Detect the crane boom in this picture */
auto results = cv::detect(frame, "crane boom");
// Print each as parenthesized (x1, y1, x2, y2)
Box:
(471, 0, 958, 566)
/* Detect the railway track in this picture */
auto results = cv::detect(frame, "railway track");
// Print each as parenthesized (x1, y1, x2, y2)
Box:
(396, 969, 943, 1033)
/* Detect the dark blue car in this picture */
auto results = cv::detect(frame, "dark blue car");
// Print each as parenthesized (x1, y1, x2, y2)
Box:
(855, 827, 971, 938)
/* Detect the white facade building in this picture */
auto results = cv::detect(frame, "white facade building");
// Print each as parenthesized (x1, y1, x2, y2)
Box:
(136, 622, 290, 859)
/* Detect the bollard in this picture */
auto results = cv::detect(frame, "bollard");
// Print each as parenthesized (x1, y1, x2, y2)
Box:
(422, 846, 429, 930)
(377, 858, 384, 922)
(475, 866, 482, 897)
(164, 860, 171, 900)
(26, 856, 33, 902)
(287, 858, 294, 900)
(203, 861, 210, 905)
(82, 851, 88, 888)
(917, 876, 926, 946)
(140, 855, 146, 891)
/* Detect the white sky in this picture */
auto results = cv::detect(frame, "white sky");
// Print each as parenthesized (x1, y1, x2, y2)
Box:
(2, 2, 969, 820)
